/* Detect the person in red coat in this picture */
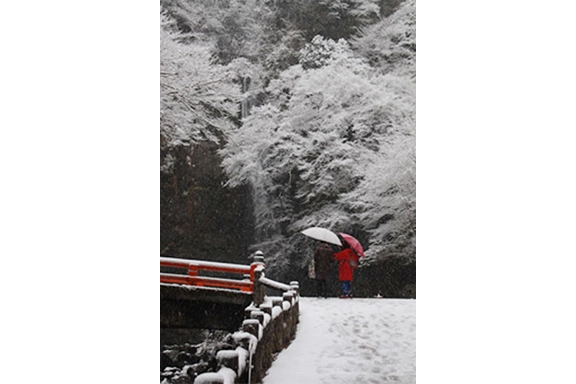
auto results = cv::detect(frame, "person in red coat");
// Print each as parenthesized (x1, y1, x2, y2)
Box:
(334, 240, 359, 298)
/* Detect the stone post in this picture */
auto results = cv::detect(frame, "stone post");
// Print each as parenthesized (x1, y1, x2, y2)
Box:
(289, 281, 300, 296)
(280, 292, 293, 347)
(242, 319, 260, 339)
(253, 250, 265, 263)
(250, 250, 266, 306)
(289, 281, 300, 315)
(259, 303, 272, 317)
(250, 310, 265, 326)
(234, 332, 253, 351)
(271, 297, 283, 308)
(216, 350, 239, 373)
(282, 291, 294, 306)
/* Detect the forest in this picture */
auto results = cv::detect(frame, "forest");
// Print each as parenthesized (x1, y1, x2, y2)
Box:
(160, 0, 415, 297)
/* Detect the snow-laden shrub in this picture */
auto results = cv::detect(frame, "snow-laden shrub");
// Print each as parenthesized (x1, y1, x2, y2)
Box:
(299, 35, 353, 69)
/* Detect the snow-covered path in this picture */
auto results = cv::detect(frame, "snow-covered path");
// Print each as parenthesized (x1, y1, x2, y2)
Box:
(262, 297, 416, 384)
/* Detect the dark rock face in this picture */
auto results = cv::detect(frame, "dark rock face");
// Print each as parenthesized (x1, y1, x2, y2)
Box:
(161, 140, 255, 263)
(160, 331, 232, 383)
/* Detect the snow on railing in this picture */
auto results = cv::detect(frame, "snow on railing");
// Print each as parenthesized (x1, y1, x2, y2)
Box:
(160, 253, 300, 384)
(193, 286, 300, 384)
(161, 254, 300, 308)
(187, 254, 300, 384)
(259, 276, 292, 292)
(160, 256, 262, 293)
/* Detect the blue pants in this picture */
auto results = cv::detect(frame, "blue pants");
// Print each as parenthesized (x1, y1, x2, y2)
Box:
(340, 281, 352, 296)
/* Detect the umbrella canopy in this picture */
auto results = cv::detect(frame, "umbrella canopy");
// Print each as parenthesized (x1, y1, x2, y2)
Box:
(301, 227, 342, 246)
(339, 233, 365, 258)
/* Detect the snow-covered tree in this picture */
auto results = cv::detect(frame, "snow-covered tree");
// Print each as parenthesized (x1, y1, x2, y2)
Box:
(273, 0, 380, 41)
(341, 119, 415, 264)
(299, 35, 356, 69)
(221, 31, 415, 272)
(343, 0, 416, 264)
(160, 14, 241, 172)
(352, 0, 415, 76)
(159, 0, 416, 294)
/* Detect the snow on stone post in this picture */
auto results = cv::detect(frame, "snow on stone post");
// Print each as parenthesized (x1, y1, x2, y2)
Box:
(280, 292, 293, 345)
(289, 281, 300, 296)
(216, 350, 239, 374)
(289, 281, 300, 314)
(193, 372, 225, 384)
(242, 318, 260, 339)
(233, 332, 253, 351)
(259, 303, 272, 317)
(251, 251, 265, 306)
(271, 297, 283, 308)
(261, 302, 281, 353)
(250, 309, 265, 326)
(282, 291, 294, 307)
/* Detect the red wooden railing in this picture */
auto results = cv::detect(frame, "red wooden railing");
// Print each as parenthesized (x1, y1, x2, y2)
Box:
(160, 257, 262, 293)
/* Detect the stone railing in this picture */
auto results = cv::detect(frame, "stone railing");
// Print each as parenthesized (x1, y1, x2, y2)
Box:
(193, 263, 299, 384)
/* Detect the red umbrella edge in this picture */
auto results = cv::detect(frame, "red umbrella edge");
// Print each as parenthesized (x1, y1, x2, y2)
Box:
(338, 233, 365, 258)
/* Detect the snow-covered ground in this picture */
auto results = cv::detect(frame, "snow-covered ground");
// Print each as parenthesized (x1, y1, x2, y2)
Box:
(262, 297, 415, 384)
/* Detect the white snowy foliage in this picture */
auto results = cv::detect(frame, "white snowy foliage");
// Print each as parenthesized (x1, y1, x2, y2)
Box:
(218, 1, 415, 269)
(159, 0, 416, 288)
(353, 0, 416, 76)
(160, 14, 241, 152)
(342, 132, 415, 262)
(299, 35, 357, 69)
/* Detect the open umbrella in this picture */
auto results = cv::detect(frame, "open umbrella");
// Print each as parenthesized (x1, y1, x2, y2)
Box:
(301, 227, 342, 246)
(339, 233, 365, 258)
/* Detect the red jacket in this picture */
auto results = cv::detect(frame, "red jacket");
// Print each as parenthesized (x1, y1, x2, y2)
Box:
(334, 248, 358, 281)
